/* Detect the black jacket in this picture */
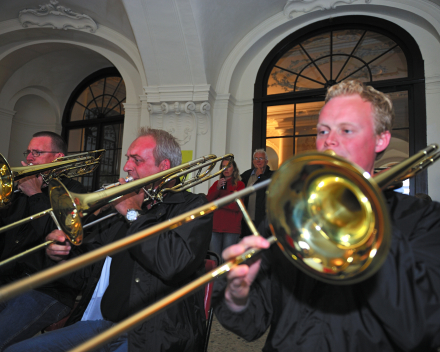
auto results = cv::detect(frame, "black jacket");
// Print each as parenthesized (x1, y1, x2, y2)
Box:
(213, 191, 440, 351)
(240, 166, 273, 235)
(61, 191, 213, 352)
(0, 178, 85, 308)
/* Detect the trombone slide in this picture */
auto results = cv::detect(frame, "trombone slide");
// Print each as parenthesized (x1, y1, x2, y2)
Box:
(0, 180, 270, 304)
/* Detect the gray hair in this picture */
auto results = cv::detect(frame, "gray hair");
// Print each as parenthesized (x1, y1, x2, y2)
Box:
(253, 149, 268, 160)
(137, 127, 182, 167)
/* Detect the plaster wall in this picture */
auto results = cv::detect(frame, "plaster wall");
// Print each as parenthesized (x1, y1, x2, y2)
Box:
(8, 94, 58, 165)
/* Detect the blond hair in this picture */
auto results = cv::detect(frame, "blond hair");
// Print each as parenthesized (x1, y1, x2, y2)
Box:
(325, 80, 394, 134)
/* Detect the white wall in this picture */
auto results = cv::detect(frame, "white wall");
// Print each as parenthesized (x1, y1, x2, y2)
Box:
(8, 95, 58, 165)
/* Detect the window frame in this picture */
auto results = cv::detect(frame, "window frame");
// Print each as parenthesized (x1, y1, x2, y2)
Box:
(62, 67, 125, 191)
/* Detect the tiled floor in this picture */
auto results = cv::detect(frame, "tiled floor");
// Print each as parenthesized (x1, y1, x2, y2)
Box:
(207, 316, 268, 352)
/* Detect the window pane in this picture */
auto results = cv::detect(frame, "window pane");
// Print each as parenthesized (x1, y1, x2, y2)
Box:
(351, 32, 407, 81)
(67, 127, 97, 153)
(302, 33, 331, 62)
(332, 30, 365, 79)
(267, 105, 294, 137)
(296, 102, 323, 135)
(70, 77, 125, 121)
(268, 44, 311, 95)
(89, 80, 104, 103)
(371, 47, 407, 81)
(98, 123, 124, 188)
(296, 64, 326, 91)
(296, 136, 316, 154)
(70, 103, 85, 122)
(266, 137, 294, 170)
(267, 102, 323, 138)
(389, 91, 409, 129)
(338, 57, 371, 82)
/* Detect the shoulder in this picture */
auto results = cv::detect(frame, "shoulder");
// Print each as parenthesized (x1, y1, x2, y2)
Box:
(241, 168, 253, 179)
(180, 191, 208, 206)
(264, 167, 274, 176)
(62, 177, 87, 193)
(387, 191, 440, 235)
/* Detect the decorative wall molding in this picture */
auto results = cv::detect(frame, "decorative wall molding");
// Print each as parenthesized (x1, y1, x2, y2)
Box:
(143, 85, 215, 104)
(147, 101, 211, 145)
(0, 108, 16, 122)
(283, 0, 371, 17)
(18, 0, 98, 32)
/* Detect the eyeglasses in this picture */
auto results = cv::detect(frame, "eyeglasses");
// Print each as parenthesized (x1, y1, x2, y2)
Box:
(23, 150, 57, 158)
(253, 157, 266, 161)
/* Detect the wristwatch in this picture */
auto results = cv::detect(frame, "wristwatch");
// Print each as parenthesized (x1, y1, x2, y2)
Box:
(125, 208, 142, 224)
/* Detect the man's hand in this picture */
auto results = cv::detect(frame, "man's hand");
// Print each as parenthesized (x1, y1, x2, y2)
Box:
(46, 230, 72, 262)
(223, 235, 270, 311)
(17, 161, 44, 196)
(255, 167, 265, 177)
(112, 177, 144, 216)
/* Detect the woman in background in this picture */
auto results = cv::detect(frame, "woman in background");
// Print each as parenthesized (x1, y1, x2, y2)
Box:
(206, 159, 245, 261)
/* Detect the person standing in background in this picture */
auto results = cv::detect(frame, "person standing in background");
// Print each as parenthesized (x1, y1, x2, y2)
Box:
(207, 159, 245, 260)
(240, 149, 273, 237)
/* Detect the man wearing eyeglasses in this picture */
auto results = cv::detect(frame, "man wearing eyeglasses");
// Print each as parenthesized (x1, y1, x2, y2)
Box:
(18, 132, 66, 196)
(0, 131, 86, 351)
(240, 149, 273, 237)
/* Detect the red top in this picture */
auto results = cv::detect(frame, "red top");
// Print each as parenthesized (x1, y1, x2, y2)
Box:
(206, 178, 245, 234)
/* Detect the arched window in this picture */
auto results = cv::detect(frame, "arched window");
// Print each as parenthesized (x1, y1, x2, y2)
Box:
(253, 16, 426, 194)
(62, 68, 125, 191)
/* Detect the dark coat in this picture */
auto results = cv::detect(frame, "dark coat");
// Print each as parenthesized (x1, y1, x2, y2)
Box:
(240, 166, 273, 236)
(213, 191, 440, 351)
(61, 191, 213, 352)
(0, 178, 85, 308)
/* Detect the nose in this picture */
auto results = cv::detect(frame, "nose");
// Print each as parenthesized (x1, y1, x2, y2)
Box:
(123, 159, 132, 173)
(26, 154, 34, 164)
(324, 131, 338, 148)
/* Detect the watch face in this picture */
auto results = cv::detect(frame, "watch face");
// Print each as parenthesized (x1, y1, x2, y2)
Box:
(126, 210, 138, 221)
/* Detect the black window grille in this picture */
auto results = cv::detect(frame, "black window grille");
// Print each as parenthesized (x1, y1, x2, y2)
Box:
(62, 68, 125, 192)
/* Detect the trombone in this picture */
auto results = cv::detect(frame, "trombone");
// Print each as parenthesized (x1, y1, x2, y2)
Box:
(0, 154, 234, 267)
(0, 149, 105, 208)
(0, 145, 438, 352)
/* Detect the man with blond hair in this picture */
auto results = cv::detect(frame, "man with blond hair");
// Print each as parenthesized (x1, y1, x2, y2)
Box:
(213, 80, 440, 351)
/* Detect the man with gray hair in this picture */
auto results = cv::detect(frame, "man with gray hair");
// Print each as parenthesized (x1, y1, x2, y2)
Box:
(240, 149, 273, 237)
(7, 127, 213, 352)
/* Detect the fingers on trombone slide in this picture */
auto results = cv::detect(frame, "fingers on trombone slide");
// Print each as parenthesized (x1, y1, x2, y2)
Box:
(223, 235, 270, 268)
(45, 230, 71, 262)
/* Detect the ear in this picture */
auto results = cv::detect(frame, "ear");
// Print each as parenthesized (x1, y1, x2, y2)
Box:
(375, 131, 391, 154)
(158, 159, 171, 171)
(54, 153, 64, 160)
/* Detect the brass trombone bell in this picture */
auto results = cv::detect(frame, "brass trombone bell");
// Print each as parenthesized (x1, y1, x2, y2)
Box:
(267, 151, 389, 284)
